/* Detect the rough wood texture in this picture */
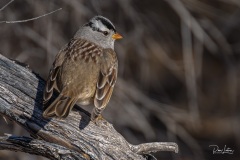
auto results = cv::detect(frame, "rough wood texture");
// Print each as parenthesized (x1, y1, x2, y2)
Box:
(0, 54, 178, 160)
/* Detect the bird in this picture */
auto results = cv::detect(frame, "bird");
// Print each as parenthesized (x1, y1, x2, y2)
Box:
(42, 16, 122, 121)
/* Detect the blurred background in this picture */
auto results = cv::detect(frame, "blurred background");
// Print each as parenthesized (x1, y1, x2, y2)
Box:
(0, 0, 240, 159)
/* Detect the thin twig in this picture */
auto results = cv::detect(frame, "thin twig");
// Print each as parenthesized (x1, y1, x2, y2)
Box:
(0, 8, 62, 24)
(0, 0, 14, 12)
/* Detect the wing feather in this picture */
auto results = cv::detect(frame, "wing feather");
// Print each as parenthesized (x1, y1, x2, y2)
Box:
(94, 48, 118, 109)
(43, 43, 67, 106)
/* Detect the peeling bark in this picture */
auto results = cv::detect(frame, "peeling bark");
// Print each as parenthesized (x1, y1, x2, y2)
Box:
(0, 54, 178, 160)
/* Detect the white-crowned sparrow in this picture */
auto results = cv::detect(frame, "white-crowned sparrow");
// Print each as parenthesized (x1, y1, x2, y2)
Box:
(43, 16, 122, 121)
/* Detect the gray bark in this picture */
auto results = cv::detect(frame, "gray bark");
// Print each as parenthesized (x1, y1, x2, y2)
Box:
(0, 54, 178, 160)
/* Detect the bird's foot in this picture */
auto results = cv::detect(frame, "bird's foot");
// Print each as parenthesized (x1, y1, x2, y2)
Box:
(91, 114, 106, 126)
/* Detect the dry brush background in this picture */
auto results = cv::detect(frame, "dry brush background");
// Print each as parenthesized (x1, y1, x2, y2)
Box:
(0, 0, 240, 160)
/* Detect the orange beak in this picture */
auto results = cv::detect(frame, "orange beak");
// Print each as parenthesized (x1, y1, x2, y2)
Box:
(112, 33, 123, 40)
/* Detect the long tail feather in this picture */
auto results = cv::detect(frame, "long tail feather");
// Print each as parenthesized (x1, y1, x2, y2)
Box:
(43, 94, 77, 118)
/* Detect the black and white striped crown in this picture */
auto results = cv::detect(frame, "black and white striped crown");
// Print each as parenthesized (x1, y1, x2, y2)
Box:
(85, 16, 116, 33)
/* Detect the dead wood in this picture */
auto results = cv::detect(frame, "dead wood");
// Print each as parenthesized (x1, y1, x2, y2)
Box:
(0, 54, 178, 160)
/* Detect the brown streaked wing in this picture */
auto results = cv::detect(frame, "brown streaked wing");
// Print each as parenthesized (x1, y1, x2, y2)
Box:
(94, 48, 118, 109)
(43, 38, 102, 108)
(43, 42, 67, 107)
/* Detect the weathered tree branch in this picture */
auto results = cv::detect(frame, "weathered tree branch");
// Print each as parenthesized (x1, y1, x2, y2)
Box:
(0, 135, 87, 160)
(0, 54, 178, 160)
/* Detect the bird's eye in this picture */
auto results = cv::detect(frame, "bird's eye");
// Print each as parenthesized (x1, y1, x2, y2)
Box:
(103, 31, 109, 36)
